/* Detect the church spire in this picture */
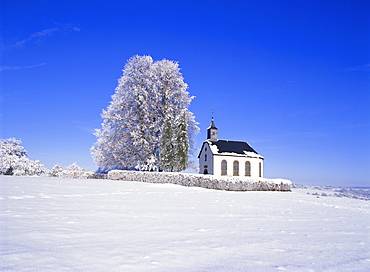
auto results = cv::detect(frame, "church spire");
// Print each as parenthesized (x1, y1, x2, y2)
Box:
(207, 116, 218, 141)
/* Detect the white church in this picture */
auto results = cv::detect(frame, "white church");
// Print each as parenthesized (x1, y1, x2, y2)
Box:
(198, 118, 264, 178)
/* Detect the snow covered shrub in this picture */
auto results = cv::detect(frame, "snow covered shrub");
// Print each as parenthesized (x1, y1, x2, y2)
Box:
(0, 138, 26, 175)
(61, 162, 85, 178)
(65, 162, 84, 172)
(0, 138, 46, 176)
(50, 164, 64, 177)
(17, 159, 46, 176)
(49, 164, 107, 179)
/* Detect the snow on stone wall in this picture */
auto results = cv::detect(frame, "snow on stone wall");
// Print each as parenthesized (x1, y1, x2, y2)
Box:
(108, 170, 292, 191)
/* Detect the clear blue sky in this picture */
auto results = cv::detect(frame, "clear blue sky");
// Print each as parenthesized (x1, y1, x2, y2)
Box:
(1, 0, 369, 187)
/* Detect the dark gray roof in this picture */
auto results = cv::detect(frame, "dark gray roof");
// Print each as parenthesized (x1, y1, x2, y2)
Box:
(211, 140, 257, 154)
(197, 139, 260, 158)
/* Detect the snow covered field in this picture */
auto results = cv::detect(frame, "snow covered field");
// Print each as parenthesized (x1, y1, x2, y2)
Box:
(1, 176, 369, 271)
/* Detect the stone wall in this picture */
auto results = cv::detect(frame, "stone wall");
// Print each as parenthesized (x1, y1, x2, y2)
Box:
(108, 170, 291, 191)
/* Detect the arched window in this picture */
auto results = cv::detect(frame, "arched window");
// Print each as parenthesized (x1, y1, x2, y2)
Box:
(233, 160, 239, 176)
(245, 161, 251, 176)
(221, 160, 227, 175)
(259, 162, 262, 177)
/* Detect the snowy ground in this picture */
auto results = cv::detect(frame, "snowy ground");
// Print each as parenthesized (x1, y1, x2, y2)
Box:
(1, 176, 369, 271)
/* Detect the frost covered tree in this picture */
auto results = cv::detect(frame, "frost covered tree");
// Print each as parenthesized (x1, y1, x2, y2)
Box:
(65, 162, 84, 172)
(51, 164, 64, 177)
(63, 162, 85, 178)
(0, 138, 27, 175)
(91, 55, 198, 172)
(0, 138, 46, 176)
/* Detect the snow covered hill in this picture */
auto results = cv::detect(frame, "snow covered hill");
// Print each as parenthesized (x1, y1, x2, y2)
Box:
(1, 176, 369, 271)
(292, 183, 370, 201)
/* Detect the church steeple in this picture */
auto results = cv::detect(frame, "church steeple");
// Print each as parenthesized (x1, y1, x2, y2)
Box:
(207, 117, 218, 141)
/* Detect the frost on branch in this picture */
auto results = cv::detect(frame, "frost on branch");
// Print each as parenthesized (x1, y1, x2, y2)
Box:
(91, 55, 199, 173)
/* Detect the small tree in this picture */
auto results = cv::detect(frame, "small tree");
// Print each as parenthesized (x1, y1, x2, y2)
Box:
(159, 118, 175, 171)
(51, 164, 64, 177)
(175, 113, 190, 171)
(65, 162, 84, 172)
(0, 138, 46, 176)
(60, 162, 85, 178)
(159, 113, 189, 172)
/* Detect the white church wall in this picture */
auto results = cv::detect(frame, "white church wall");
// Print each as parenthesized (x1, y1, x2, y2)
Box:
(213, 154, 263, 178)
(199, 142, 214, 175)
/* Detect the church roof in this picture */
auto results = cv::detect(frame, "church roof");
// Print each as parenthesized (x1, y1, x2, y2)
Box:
(198, 139, 261, 158)
(211, 140, 257, 154)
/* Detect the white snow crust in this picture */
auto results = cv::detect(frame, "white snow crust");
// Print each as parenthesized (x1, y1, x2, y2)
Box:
(1, 176, 369, 271)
